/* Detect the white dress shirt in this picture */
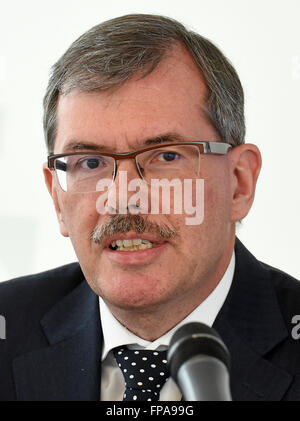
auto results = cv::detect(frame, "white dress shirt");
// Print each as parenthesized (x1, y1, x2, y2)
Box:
(100, 251, 235, 401)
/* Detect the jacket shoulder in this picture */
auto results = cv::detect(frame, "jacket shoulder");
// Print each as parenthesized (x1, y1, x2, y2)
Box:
(260, 261, 300, 321)
(0, 263, 83, 318)
(0, 263, 85, 400)
(235, 238, 300, 313)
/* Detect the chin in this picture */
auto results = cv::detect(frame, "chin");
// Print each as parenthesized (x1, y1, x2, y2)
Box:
(103, 293, 167, 313)
(98, 277, 171, 312)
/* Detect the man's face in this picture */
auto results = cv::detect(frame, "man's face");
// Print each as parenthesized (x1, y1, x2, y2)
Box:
(45, 46, 236, 317)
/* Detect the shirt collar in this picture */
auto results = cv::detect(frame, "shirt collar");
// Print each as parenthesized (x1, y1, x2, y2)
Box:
(100, 251, 235, 360)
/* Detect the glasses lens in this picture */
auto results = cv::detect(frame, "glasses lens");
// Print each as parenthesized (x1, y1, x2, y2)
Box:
(54, 154, 115, 192)
(136, 145, 200, 183)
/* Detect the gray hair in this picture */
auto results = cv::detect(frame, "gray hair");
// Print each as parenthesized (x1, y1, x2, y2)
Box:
(43, 14, 245, 153)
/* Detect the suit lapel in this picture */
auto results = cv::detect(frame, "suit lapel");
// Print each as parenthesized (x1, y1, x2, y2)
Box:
(13, 280, 102, 401)
(213, 238, 293, 401)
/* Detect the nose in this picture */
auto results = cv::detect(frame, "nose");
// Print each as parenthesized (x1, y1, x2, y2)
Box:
(114, 159, 142, 183)
(107, 159, 147, 214)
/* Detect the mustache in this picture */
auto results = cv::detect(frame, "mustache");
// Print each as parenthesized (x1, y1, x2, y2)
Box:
(91, 214, 178, 245)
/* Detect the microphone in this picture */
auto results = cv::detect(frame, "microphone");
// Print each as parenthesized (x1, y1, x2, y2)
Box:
(167, 322, 232, 401)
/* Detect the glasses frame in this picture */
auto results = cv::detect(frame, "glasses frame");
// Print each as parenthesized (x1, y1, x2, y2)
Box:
(47, 141, 232, 191)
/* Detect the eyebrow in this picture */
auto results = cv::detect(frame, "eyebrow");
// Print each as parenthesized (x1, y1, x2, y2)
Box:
(62, 132, 186, 153)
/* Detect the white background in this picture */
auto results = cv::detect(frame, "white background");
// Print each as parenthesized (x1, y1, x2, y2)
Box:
(0, 0, 299, 281)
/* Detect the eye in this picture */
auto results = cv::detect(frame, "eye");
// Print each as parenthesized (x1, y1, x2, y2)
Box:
(156, 151, 181, 162)
(78, 156, 105, 170)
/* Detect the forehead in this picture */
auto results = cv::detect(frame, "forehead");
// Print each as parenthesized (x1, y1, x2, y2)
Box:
(55, 45, 218, 153)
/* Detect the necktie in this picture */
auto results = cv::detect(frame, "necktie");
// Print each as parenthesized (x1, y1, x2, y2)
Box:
(113, 346, 169, 401)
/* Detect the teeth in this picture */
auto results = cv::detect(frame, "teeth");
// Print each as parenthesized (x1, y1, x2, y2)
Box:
(110, 238, 155, 251)
(119, 243, 153, 251)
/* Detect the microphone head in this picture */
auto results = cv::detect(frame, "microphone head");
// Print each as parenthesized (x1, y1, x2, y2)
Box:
(167, 322, 230, 382)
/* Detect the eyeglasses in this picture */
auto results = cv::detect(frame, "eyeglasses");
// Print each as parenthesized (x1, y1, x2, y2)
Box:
(47, 141, 232, 193)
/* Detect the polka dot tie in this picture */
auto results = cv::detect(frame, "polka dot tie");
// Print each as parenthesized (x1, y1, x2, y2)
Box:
(113, 346, 169, 401)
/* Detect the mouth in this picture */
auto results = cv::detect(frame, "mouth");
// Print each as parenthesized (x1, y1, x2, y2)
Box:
(102, 231, 167, 253)
(108, 238, 159, 252)
(103, 232, 169, 265)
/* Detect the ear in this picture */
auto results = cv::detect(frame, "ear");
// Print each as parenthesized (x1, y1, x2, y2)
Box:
(43, 163, 69, 237)
(229, 144, 262, 222)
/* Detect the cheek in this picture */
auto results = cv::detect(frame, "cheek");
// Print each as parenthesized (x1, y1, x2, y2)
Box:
(203, 166, 231, 222)
(205, 182, 221, 213)
(204, 185, 231, 231)
(58, 193, 100, 240)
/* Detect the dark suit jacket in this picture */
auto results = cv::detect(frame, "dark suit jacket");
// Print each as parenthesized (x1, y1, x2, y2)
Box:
(1, 238, 300, 401)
